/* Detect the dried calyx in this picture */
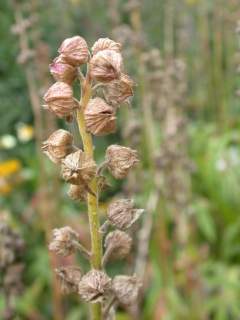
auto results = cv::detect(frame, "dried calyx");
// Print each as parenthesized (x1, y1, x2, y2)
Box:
(106, 144, 139, 179)
(107, 199, 144, 229)
(112, 275, 142, 305)
(61, 150, 96, 185)
(49, 226, 79, 256)
(84, 97, 116, 136)
(78, 269, 112, 303)
(92, 38, 122, 55)
(42, 129, 73, 163)
(49, 55, 77, 84)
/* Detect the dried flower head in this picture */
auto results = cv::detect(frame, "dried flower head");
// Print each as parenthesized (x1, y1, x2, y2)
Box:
(43, 82, 77, 118)
(84, 97, 116, 136)
(107, 199, 144, 229)
(42, 129, 73, 163)
(56, 266, 82, 294)
(61, 150, 96, 185)
(106, 145, 139, 179)
(92, 38, 122, 55)
(58, 35, 89, 66)
(49, 226, 79, 256)
(104, 73, 134, 106)
(49, 55, 77, 84)
(112, 275, 142, 305)
(89, 50, 123, 83)
(78, 269, 112, 303)
(104, 230, 132, 262)
(67, 184, 87, 201)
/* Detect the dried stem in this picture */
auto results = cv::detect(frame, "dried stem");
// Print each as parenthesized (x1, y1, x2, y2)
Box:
(76, 74, 102, 320)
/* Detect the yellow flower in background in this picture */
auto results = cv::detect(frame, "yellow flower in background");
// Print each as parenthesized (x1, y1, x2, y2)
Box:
(0, 160, 21, 177)
(185, 0, 200, 6)
(16, 123, 34, 142)
(0, 179, 12, 194)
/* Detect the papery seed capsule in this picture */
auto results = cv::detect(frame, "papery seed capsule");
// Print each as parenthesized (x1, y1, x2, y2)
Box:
(107, 199, 144, 229)
(106, 144, 139, 179)
(104, 230, 132, 263)
(112, 275, 141, 305)
(61, 150, 96, 185)
(67, 184, 87, 201)
(92, 38, 122, 55)
(89, 50, 123, 83)
(84, 97, 116, 136)
(78, 269, 112, 303)
(42, 129, 73, 163)
(49, 55, 77, 84)
(58, 35, 89, 66)
(43, 82, 77, 118)
(104, 73, 134, 106)
(56, 266, 82, 294)
(49, 226, 79, 256)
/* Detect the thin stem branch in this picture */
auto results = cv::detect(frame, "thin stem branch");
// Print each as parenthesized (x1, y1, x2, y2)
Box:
(76, 74, 102, 320)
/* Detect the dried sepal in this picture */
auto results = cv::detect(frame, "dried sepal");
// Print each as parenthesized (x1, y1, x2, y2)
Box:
(58, 35, 89, 66)
(56, 266, 82, 294)
(78, 269, 112, 303)
(67, 184, 87, 201)
(92, 38, 122, 55)
(104, 73, 134, 106)
(42, 129, 73, 163)
(112, 275, 142, 305)
(61, 150, 96, 185)
(84, 97, 116, 136)
(43, 82, 77, 118)
(49, 55, 77, 84)
(49, 226, 79, 256)
(107, 199, 144, 229)
(89, 50, 123, 83)
(103, 230, 132, 265)
(106, 145, 139, 179)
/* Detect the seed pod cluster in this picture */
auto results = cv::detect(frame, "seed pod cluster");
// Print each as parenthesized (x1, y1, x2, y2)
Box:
(42, 34, 144, 317)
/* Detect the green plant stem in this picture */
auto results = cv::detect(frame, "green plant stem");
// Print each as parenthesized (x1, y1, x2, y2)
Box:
(76, 75, 102, 320)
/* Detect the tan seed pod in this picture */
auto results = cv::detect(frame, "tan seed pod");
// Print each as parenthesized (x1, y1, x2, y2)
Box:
(78, 269, 112, 303)
(58, 35, 89, 66)
(42, 129, 73, 163)
(43, 82, 77, 118)
(106, 144, 139, 179)
(112, 275, 142, 305)
(49, 226, 79, 256)
(89, 50, 123, 83)
(91, 38, 122, 55)
(103, 230, 132, 265)
(56, 266, 82, 294)
(49, 55, 77, 84)
(61, 150, 96, 185)
(67, 184, 87, 201)
(84, 97, 116, 136)
(107, 199, 144, 229)
(104, 73, 134, 106)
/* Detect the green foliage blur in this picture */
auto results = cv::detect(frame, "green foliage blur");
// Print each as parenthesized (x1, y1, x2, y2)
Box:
(1, 0, 240, 319)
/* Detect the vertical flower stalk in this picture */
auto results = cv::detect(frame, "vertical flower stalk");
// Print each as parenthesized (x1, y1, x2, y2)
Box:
(43, 35, 144, 320)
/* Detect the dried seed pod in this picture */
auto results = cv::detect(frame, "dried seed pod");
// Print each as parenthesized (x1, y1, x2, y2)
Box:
(42, 129, 73, 163)
(78, 269, 112, 303)
(106, 145, 139, 179)
(92, 38, 122, 55)
(49, 226, 79, 256)
(43, 82, 77, 118)
(112, 275, 141, 305)
(84, 97, 116, 136)
(104, 73, 134, 106)
(67, 184, 87, 201)
(107, 199, 144, 229)
(56, 266, 82, 294)
(61, 150, 96, 185)
(49, 55, 77, 84)
(89, 50, 123, 83)
(103, 230, 132, 264)
(58, 35, 89, 66)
